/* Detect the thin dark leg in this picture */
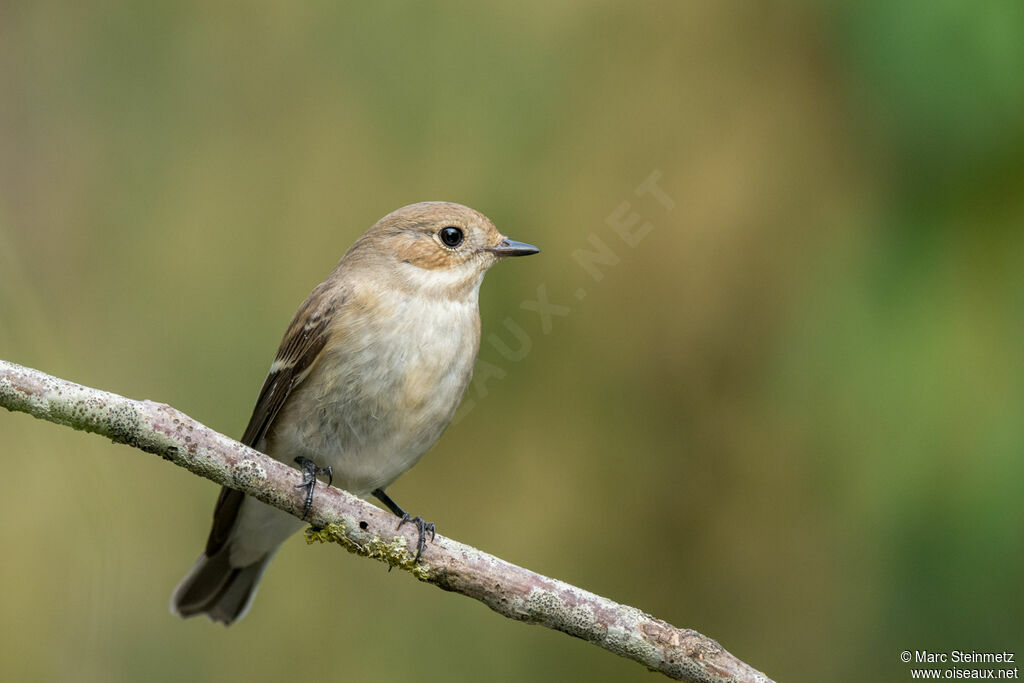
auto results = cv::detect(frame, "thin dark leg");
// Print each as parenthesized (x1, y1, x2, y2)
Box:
(372, 488, 436, 563)
(294, 456, 333, 520)
(372, 488, 406, 517)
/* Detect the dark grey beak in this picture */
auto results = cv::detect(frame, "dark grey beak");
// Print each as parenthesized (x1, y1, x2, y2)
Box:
(486, 239, 540, 257)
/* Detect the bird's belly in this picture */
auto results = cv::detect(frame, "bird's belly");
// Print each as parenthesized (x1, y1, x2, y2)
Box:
(267, 297, 478, 496)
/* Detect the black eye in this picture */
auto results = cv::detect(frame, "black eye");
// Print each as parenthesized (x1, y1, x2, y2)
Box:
(439, 226, 464, 248)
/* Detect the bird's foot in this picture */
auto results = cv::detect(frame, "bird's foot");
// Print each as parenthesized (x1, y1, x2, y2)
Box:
(294, 456, 333, 520)
(398, 514, 436, 563)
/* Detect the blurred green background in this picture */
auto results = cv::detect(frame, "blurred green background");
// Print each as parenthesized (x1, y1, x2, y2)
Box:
(2, 2, 1023, 681)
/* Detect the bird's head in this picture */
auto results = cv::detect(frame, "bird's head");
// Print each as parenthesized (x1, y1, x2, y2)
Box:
(344, 201, 539, 300)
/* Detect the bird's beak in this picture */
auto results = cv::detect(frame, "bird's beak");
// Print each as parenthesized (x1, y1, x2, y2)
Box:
(486, 238, 540, 257)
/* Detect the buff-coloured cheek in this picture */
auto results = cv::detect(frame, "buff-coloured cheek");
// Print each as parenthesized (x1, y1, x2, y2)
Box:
(396, 239, 461, 270)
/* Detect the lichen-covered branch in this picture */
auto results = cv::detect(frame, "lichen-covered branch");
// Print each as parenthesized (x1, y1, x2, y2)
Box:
(0, 359, 774, 683)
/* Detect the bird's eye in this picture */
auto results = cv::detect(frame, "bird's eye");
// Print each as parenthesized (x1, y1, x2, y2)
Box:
(439, 226, 464, 248)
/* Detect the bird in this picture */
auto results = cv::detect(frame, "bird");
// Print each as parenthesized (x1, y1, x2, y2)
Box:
(170, 201, 539, 625)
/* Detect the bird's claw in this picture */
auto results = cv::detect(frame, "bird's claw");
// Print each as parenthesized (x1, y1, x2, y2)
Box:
(398, 514, 436, 563)
(294, 456, 333, 520)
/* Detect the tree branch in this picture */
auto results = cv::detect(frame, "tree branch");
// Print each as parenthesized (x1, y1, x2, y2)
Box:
(0, 359, 774, 683)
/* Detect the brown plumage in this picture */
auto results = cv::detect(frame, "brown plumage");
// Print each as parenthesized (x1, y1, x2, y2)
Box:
(171, 202, 538, 624)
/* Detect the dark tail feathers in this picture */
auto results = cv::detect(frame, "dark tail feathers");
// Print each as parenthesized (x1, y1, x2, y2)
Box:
(170, 548, 272, 625)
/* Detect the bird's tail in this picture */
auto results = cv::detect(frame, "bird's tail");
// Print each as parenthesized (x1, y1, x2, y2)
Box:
(169, 547, 273, 626)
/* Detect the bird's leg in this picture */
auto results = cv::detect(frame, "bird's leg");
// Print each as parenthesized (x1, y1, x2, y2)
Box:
(294, 456, 333, 520)
(372, 488, 435, 563)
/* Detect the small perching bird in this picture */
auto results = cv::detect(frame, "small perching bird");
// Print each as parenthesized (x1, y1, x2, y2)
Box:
(171, 202, 539, 624)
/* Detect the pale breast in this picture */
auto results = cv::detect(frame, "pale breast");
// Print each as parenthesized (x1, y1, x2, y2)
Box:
(267, 288, 481, 495)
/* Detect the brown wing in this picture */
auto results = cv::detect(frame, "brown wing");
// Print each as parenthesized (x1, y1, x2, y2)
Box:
(204, 282, 340, 556)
